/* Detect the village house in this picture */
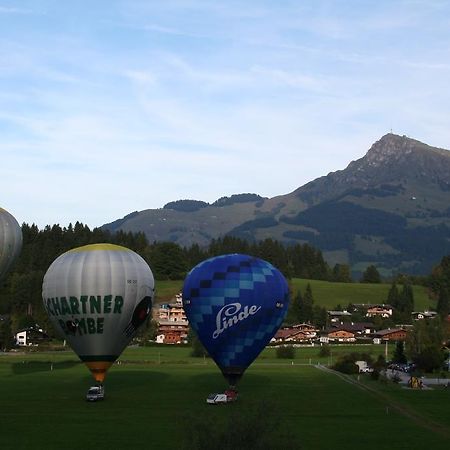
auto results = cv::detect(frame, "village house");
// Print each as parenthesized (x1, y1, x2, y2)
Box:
(366, 305, 393, 318)
(156, 320, 189, 344)
(156, 293, 187, 323)
(320, 328, 356, 343)
(373, 328, 407, 343)
(15, 326, 49, 347)
(327, 310, 352, 324)
(155, 293, 189, 344)
(291, 323, 318, 336)
(272, 323, 318, 344)
(333, 322, 375, 336)
(412, 311, 438, 320)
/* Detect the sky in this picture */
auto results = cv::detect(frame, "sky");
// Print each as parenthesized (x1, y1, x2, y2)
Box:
(1, 0, 450, 228)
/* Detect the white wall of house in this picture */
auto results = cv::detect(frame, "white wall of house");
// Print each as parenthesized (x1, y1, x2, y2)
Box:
(15, 331, 27, 346)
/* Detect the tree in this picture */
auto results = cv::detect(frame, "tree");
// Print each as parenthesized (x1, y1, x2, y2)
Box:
(144, 242, 188, 280)
(188, 327, 208, 357)
(398, 283, 414, 314)
(312, 305, 327, 329)
(414, 346, 446, 373)
(386, 282, 400, 309)
(276, 345, 295, 359)
(333, 357, 359, 374)
(136, 318, 158, 343)
(392, 341, 407, 364)
(429, 255, 450, 294)
(436, 286, 450, 318)
(360, 265, 381, 283)
(300, 283, 314, 323)
(406, 317, 448, 372)
(0, 318, 13, 350)
(318, 344, 330, 357)
(332, 264, 352, 282)
(285, 290, 302, 325)
(392, 282, 414, 324)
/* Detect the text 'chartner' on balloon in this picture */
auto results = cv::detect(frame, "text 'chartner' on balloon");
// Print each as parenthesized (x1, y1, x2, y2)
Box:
(44, 295, 124, 316)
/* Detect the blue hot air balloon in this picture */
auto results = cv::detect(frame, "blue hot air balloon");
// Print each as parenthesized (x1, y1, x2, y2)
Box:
(182, 254, 289, 387)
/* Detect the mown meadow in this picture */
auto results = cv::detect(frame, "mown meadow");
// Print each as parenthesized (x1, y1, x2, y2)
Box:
(1, 345, 448, 450)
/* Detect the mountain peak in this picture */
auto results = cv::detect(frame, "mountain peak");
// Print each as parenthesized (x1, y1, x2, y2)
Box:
(296, 133, 450, 204)
(368, 133, 420, 158)
(346, 133, 450, 180)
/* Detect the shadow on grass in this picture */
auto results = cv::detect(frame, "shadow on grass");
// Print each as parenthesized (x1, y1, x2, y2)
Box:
(178, 397, 300, 450)
(11, 360, 81, 375)
(175, 371, 302, 449)
(105, 369, 170, 392)
(187, 371, 272, 392)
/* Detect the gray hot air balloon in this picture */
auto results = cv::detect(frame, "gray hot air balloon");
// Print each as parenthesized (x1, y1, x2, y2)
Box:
(42, 243, 155, 383)
(0, 207, 22, 282)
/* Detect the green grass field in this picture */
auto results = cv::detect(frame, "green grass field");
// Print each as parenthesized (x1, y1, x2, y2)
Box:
(290, 278, 432, 310)
(155, 279, 183, 302)
(155, 277, 433, 310)
(1, 346, 448, 450)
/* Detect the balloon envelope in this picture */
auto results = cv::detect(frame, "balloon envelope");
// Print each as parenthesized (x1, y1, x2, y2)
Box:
(0, 207, 22, 282)
(182, 254, 289, 386)
(42, 243, 154, 382)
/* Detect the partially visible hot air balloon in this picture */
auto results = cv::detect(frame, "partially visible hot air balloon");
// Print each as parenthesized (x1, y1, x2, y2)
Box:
(0, 207, 22, 282)
(42, 243, 155, 383)
(182, 254, 289, 387)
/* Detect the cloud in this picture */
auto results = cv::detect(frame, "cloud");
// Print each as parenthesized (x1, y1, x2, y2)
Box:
(0, 6, 33, 14)
(1, 0, 450, 228)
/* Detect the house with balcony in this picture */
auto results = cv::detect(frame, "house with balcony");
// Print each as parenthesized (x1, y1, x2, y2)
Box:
(156, 293, 187, 323)
(156, 320, 189, 344)
(366, 305, 393, 318)
(272, 323, 318, 343)
(320, 327, 356, 343)
(373, 327, 407, 343)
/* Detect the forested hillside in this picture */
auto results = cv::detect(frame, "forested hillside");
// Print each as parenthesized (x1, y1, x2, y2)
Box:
(1, 221, 447, 346)
(0, 223, 329, 336)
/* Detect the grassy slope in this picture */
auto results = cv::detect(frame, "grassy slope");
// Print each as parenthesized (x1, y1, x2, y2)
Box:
(154, 279, 183, 303)
(155, 278, 433, 310)
(0, 346, 448, 450)
(291, 278, 432, 310)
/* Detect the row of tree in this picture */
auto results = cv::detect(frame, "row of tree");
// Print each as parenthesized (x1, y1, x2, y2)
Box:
(1, 221, 449, 347)
(0, 223, 329, 340)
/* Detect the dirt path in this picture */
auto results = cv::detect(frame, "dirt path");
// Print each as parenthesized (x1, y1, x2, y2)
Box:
(315, 364, 450, 439)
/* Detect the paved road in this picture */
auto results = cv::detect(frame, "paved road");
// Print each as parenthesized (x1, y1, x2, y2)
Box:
(385, 368, 450, 387)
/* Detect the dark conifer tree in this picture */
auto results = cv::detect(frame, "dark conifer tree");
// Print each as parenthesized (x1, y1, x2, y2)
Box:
(361, 265, 381, 283)
(285, 290, 302, 325)
(436, 286, 450, 318)
(387, 282, 400, 309)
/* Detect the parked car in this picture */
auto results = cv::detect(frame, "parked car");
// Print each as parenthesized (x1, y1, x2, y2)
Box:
(387, 362, 416, 373)
(206, 389, 238, 404)
(86, 385, 105, 402)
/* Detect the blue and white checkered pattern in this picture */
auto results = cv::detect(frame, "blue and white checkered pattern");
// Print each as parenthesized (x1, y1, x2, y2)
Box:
(182, 254, 289, 375)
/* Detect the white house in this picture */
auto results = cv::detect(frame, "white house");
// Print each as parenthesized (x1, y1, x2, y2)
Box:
(14, 326, 48, 346)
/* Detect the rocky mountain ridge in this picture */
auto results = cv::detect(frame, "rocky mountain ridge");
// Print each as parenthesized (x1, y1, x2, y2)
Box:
(103, 134, 450, 275)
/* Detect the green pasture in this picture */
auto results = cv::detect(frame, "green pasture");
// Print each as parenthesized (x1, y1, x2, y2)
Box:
(155, 277, 433, 310)
(154, 279, 183, 303)
(290, 278, 432, 310)
(0, 346, 448, 450)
